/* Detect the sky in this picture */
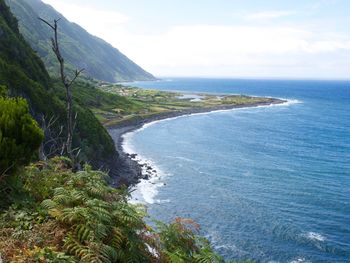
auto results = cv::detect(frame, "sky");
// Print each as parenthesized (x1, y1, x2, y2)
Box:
(41, 0, 350, 79)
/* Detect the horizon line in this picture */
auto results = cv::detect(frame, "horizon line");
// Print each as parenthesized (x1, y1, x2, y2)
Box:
(153, 76, 350, 81)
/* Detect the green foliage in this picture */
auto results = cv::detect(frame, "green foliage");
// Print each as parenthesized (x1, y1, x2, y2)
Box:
(40, 164, 153, 262)
(156, 218, 200, 258)
(0, 1, 50, 87)
(21, 157, 72, 201)
(7, 0, 156, 82)
(0, 0, 18, 33)
(0, 158, 250, 262)
(155, 218, 226, 263)
(70, 81, 142, 114)
(0, 97, 43, 175)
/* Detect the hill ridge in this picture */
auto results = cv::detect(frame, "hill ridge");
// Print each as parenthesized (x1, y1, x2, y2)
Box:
(6, 0, 156, 82)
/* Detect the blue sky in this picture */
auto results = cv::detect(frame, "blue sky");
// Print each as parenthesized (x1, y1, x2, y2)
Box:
(42, 0, 350, 79)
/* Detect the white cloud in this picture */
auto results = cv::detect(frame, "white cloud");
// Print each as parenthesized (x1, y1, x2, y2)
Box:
(245, 11, 295, 20)
(42, 0, 129, 37)
(40, 1, 350, 78)
(117, 25, 350, 75)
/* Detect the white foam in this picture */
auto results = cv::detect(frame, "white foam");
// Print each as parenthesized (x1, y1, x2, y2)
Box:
(290, 257, 311, 263)
(253, 98, 302, 109)
(122, 133, 169, 204)
(214, 244, 238, 251)
(304, 232, 326, 242)
(129, 175, 165, 204)
(166, 156, 195, 163)
(206, 231, 246, 256)
(122, 132, 136, 154)
(279, 99, 302, 106)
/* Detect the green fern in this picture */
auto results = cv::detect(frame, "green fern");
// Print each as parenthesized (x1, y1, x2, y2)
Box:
(3, 158, 248, 262)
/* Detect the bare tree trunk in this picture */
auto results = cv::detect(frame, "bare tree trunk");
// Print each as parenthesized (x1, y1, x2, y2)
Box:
(39, 115, 47, 160)
(39, 18, 83, 162)
(66, 81, 73, 157)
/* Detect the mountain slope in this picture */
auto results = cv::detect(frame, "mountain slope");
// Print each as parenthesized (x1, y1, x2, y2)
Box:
(0, 0, 118, 173)
(6, 0, 156, 82)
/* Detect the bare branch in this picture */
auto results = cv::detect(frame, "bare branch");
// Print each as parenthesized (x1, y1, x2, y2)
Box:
(60, 143, 66, 156)
(38, 17, 55, 30)
(72, 112, 78, 133)
(72, 147, 81, 157)
(67, 68, 85, 88)
(46, 115, 60, 130)
(39, 115, 65, 160)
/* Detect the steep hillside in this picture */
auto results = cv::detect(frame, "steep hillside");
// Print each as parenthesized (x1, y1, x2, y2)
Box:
(6, 0, 156, 82)
(0, 0, 117, 172)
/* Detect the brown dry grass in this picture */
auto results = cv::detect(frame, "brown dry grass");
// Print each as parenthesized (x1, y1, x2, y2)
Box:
(0, 220, 66, 262)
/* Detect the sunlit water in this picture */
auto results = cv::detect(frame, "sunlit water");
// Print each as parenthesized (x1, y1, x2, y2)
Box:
(120, 78, 350, 262)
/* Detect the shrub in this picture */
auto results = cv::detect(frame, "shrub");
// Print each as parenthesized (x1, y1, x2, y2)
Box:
(0, 97, 43, 175)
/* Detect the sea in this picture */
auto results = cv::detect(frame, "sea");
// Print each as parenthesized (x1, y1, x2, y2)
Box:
(121, 78, 350, 263)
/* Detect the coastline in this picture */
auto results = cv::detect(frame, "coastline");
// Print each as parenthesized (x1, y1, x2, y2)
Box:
(108, 97, 286, 187)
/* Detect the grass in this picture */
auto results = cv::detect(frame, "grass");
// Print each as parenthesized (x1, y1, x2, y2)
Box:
(97, 83, 277, 126)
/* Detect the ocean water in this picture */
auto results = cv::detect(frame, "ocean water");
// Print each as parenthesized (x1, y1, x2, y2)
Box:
(122, 78, 350, 262)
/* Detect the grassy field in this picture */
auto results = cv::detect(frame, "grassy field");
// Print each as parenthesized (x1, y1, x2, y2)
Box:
(69, 81, 276, 127)
(97, 83, 275, 126)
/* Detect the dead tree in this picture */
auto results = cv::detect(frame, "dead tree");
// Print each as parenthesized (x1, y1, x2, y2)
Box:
(39, 18, 84, 161)
(39, 115, 65, 160)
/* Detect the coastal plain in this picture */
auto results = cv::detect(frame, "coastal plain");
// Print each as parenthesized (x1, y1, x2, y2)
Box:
(96, 83, 283, 127)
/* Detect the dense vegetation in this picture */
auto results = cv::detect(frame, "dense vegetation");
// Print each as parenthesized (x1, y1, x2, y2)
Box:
(0, 0, 117, 171)
(0, 158, 251, 262)
(0, 93, 43, 175)
(6, 0, 156, 82)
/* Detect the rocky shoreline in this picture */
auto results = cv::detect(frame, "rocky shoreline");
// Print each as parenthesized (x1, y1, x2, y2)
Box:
(108, 98, 286, 187)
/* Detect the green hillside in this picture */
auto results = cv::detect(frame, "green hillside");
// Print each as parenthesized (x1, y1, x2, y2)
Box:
(6, 0, 156, 82)
(0, 0, 117, 172)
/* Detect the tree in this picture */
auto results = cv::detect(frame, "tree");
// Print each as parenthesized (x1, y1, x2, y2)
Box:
(39, 18, 84, 161)
(0, 95, 43, 176)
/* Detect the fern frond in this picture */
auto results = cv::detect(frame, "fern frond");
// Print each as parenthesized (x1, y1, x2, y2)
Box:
(165, 250, 186, 263)
(41, 199, 57, 210)
(75, 224, 93, 243)
(100, 244, 118, 263)
(60, 207, 88, 224)
(111, 227, 124, 249)
(193, 251, 225, 263)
